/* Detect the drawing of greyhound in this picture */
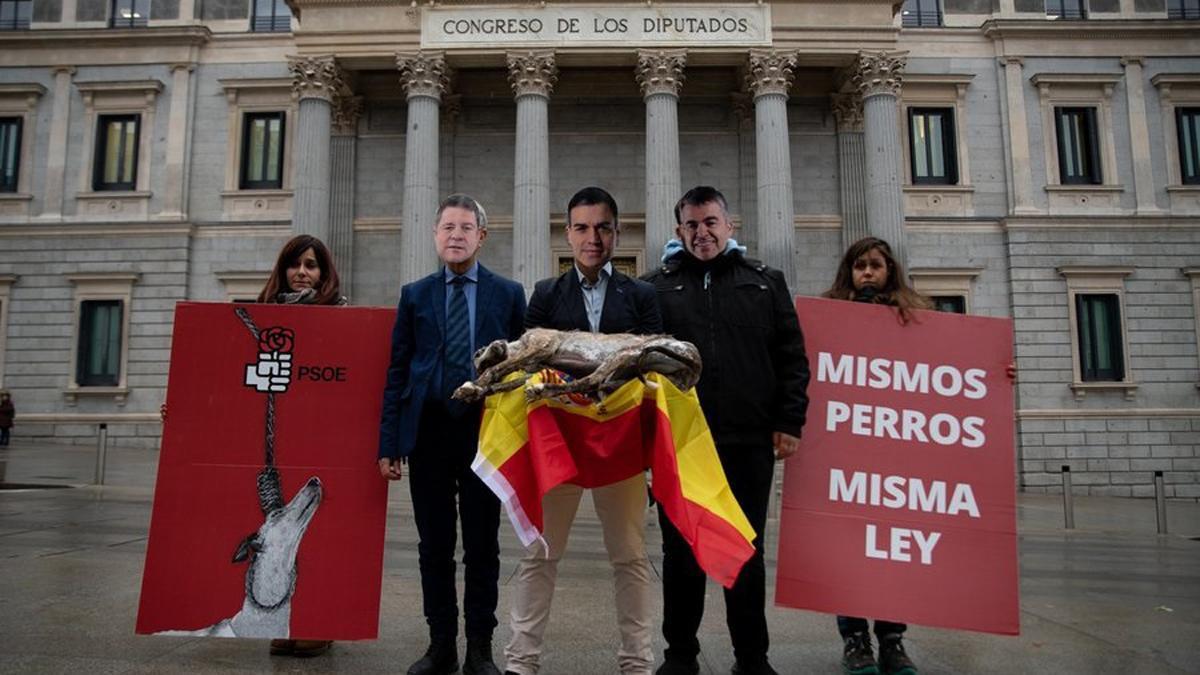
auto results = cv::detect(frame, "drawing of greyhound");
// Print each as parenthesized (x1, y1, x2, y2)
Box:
(158, 473, 322, 637)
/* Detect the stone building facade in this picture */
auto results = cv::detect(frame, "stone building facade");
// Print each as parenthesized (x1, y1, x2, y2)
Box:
(0, 0, 1198, 499)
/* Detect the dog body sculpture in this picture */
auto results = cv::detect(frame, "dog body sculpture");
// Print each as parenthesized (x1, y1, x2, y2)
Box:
(158, 477, 322, 638)
(452, 328, 702, 403)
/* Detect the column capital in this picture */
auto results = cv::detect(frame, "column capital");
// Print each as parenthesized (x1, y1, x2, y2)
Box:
(508, 50, 557, 99)
(396, 51, 450, 102)
(332, 95, 364, 136)
(853, 50, 906, 99)
(636, 49, 687, 99)
(745, 49, 798, 99)
(998, 55, 1024, 68)
(831, 92, 864, 133)
(1120, 55, 1145, 67)
(52, 65, 77, 76)
(169, 63, 196, 74)
(289, 55, 345, 103)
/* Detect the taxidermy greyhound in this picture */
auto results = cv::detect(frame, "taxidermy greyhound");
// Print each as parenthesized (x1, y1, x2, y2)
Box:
(158, 473, 322, 638)
(452, 328, 702, 403)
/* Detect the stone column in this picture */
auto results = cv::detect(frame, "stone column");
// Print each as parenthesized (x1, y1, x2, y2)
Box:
(330, 95, 362, 299)
(1001, 56, 1036, 215)
(288, 55, 344, 242)
(636, 49, 686, 263)
(396, 51, 449, 284)
(746, 49, 798, 287)
(40, 66, 74, 220)
(1121, 57, 1159, 214)
(854, 50, 908, 266)
(508, 50, 557, 292)
(832, 92, 868, 249)
(161, 63, 194, 220)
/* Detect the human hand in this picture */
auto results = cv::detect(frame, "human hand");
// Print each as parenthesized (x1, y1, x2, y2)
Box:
(773, 431, 801, 460)
(159, 403, 167, 422)
(1006, 362, 1017, 383)
(378, 457, 403, 480)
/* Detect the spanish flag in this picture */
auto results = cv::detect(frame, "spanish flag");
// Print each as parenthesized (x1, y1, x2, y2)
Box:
(471, 371, 756, 588)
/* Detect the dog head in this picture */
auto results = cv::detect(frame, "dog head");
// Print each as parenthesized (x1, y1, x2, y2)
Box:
(233, 476, 322, 609)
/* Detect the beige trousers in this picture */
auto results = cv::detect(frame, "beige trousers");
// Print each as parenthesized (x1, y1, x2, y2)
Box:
(504, 474, 654, 675)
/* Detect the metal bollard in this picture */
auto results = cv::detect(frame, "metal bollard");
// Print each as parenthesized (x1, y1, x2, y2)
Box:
(1061, 465, 1075, 529)
(1154, 470, 1168, 535)
(94, 423, 108, 486)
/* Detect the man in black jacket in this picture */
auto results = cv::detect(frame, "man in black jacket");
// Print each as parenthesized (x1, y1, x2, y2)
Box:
(643, 186, 810, 675)
(504, 187, 663, 675)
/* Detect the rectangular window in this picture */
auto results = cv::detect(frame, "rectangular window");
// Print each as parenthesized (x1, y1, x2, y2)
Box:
(1076, 294, 1124, 382)
(0, 0, 33, 29)
(93, 114, 140, 191)
(240, 112, 286, 189)
(0, 117, 20, 193)
(1178, 107, 1200, 185)
(1055, 107, 1102, 185)
(901, 0, 942, 26)
(1167, 0, 1200, 19)
(931, 295, 966, 314)
(908, 107, 958, 185)
(110, 0, 148, 27)
(1046, 0, 1087, 19)
(77, 300, 123, 387)
(251, 0, 291, 31)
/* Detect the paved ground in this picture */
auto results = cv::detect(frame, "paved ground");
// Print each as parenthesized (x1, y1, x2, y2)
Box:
(1, 439, 1198, 674)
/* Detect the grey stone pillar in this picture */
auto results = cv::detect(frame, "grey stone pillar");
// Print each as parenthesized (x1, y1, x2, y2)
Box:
(40, 66, 74, 220)
(508, 51, 557, 293)
(832, 92, 869, 249)
(747, 49, 799, 287)
(330, 96, 362, 299)
(396, 51, 449, 284)
(637, 49, 686, 264)
(855, 50, 908, 266)
(288, 55, 343, 242)
(161, 63, 194, 220)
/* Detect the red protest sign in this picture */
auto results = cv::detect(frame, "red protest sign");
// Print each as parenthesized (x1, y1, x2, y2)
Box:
(776, 297, 1018, 635)
(136, 303, 394, 640)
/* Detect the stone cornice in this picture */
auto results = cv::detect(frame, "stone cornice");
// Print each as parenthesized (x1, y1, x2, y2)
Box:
(288, 54, 345, 103)
(636, 49, 687, 99)
(983, 18, 1200, 43)
(745, 49, 797, 99)
(1029, 73, 1123, 87)
(853, 50, 906, 99)
(396, 51, 450, 102)
(0, 25, 210, 50)
(830, 92, 863, 133)
(75, 80, 164, 95)
(0, 83, 47, 98)
(507, 50, 557, 99)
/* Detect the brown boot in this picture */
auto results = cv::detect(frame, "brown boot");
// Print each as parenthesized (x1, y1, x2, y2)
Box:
(291, 640, 333, 657)
(269, 639, 295, 656)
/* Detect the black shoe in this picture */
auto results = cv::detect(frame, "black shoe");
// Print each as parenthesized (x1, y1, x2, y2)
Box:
(656, 655, 700, 675)
(731, 658, 778, 675)
(407, 638, 459, 675)
(842, 632, 879, 675)
(877, 634, 917, 675)
(463, 638, 500, 675)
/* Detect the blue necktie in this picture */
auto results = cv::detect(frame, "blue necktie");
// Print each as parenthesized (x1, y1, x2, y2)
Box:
(443, 276, 472, 402)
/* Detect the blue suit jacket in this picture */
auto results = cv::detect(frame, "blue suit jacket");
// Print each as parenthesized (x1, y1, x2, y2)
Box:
(525, 268, 662, 335)
(378, 263, 526, 460)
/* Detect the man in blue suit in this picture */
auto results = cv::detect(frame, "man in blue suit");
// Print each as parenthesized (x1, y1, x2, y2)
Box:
(504, 187, 663, 675)
(379, 194, 526, 675)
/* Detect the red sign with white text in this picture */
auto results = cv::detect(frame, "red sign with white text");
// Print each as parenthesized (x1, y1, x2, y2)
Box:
(776, 297, 1018, 635)
(136, 303, 394, 639)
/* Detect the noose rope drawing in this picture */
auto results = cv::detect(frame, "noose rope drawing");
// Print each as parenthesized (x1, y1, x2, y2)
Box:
(235, 306, 285, 515)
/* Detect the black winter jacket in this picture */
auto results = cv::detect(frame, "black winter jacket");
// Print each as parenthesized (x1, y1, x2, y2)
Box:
(643, 250, 810, 447)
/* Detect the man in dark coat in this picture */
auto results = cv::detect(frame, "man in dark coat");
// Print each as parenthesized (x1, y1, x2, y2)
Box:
(504, 186, 662, 675)
(378, 194, 526, 675)
(643, 186, 810, 675)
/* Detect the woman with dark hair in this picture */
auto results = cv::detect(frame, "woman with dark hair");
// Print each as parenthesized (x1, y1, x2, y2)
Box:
(257, 234, 347, 306)
(823, 236, 923, 675)
(823, 236, 930, 324)
(261, 235, 343, 658)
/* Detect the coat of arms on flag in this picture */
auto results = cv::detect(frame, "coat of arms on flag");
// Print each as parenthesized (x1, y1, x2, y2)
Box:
(472, 370, 755, 588)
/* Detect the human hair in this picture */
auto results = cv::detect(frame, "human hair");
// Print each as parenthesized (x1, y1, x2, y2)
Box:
(674, 185, 730, 225)
(436, 193, 488, 230)
(257, 234, 343, 305)
(567, 186, 619, 226)
(823, 236, 930, 324)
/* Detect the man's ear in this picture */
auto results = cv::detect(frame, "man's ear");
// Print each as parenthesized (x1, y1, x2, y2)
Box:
(232, 534, 259, 563)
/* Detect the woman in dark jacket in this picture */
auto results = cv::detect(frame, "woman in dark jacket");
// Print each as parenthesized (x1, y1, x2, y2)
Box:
(0, 391, 14, 447)
(822, 236, 924, 675)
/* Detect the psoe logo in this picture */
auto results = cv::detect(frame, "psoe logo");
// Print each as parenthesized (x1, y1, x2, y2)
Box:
(244, 326, 294, 393)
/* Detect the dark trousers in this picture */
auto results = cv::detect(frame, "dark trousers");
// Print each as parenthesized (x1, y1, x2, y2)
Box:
(837, 616, 907, 640)
(408, 401, 501, 641)
(0, 427, 8, 446)
(659, 442, 775, 665)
